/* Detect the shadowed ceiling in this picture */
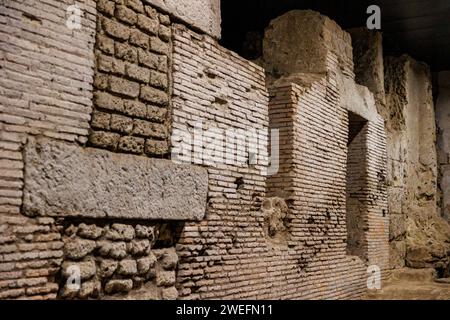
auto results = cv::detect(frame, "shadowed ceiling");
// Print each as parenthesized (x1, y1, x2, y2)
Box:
(220, 0, 450, 71)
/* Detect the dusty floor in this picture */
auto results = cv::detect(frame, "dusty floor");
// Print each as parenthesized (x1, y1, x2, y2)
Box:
(365, 268, 450, 300)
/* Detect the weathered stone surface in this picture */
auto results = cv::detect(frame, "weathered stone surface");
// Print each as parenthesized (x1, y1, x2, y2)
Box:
(154, 248, 177, 270)
(130, 239, 151, 256)
(98, 259, 118, 278)
(156, 270, 175, 286)
(144, 0, 221, 39)
(349, 28, 386, 116)
(64, 239, 96, 260)
(436, 71, 450, 222)
(79, 280, 101, 299)
(105, 224, 135, 241)
(161, 286, 178, 300)
(98, 241, 127, 260)
(137, 255, 156, 274)
(105, 279, 133, 294)
(23, 138, 208, 220)
(117, 259, 138, 276)
(263, 10, 353, 78)
(78, 224, 104, 240)
(135, 225, 155, 239)
(62, 260, 96, 280)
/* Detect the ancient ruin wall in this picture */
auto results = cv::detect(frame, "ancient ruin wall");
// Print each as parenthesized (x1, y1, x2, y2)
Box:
(90, 0, 172, 156)
(0, 0, 97, 299)
(349, 30, 450, 272)
(171, 24, 276, 299)
(383, 56, 450, 271)
(264, 10, 389, 278)
(436, 71, 450, 222)
(0, 0, 211, 300)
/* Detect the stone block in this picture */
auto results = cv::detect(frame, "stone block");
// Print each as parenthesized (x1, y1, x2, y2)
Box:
(115, 5, 137, 25)
(124, 100, 147, 118)
(118, 136, 145, 154)
(110, 114, 134, 133)
(145, 139, 169, 156)
(137, 14, 158, 35)
(105, 279, 133, 294)
(144, 0, 221, 39)
(129, 29, 149, 49)
(89, 131, 120, 150)
(133, 119, 167, 139)
(102, 19, 130, 41)
(23, 138, 208, 220)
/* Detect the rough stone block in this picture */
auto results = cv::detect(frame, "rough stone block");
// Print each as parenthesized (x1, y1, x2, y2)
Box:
(159, 25, 171, 42)
(115, 42, 138, 63)
(105, 279, 133, 294)
(137, 48, 159, 69)
(23, 138, 208, 221)
(91, 111, 111, 130)
(89, 131, 120, 150)
(109, 75, 140, 98)
(110, 114, 134, 133)
(137, 14, 159, 35)
(94, 92, 124, 113)
(146, 105, 167, 123)
(97, 35, 114, 55)
(150, 36, 168, 54)
(129, 29, 150, 49)
(98, 0, 115, 16)
(118, 136, 145, 154)
(125, 63, 150, 83)
(140, 85, 168, 106)
(145, 139, 169, 156)
(124, 100, 147, 118)
(149, 70, 168, 89)
(144, 0, 221, 39)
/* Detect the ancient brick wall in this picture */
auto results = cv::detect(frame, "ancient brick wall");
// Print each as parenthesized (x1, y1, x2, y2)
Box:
(266, 80, 368, 299)
(171, 24, 274, 299)
(0, 0, 97, 299)
(436, 71, 450, 222)
(90, 0, 172, 156)
(0, 0, 206, 300)
(168, 10, 389, 299)
(0, 0, 426, 300)
(59, 221, 179, 299)
(349, 30, 449, 272)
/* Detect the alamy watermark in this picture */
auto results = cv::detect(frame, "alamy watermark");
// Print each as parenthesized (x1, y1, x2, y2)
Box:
(171, 121, 280, 176)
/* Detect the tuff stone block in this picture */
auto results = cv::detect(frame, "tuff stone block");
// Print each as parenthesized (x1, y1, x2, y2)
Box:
(23, 138, 208, 220)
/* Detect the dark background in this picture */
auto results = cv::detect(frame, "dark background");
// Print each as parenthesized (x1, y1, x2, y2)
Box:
(220, 0, 450, 71)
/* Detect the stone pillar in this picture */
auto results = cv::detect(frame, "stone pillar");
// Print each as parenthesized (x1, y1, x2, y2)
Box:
(436, 71, 450, 222)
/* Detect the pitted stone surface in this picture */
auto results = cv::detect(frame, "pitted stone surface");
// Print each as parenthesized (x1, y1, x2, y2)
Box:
(23, 138, 207, 220)
(145, 0, 221, 38)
